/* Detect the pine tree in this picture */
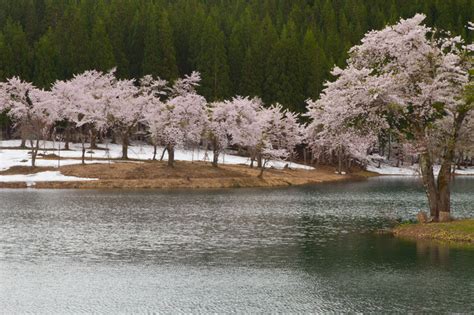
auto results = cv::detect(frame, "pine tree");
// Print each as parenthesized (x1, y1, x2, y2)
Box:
(0, 19, 32, 80)
(90, 17, 115, 72)
(156, 11, 178, 81)
(128, 9, 146, 78)
(196, 16, 231, 101)
(108, 0, 134, 78)
(33, 28, 60, 88)
(241, 15, 278, 99)
(0, 32, 8, 80)
(142, 9, 161, 77)
(302, 28, 327, 100)
(56, 6, 91, 77)
(228, 9, 252, 94)
(264, 20, 305, 111)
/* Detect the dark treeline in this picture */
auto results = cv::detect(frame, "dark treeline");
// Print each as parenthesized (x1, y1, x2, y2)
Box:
(0, 0, 472, 112)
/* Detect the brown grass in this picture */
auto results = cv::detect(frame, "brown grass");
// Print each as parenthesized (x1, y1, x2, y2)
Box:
(0, 161, 357, 189)
(0, 166, 56, 175)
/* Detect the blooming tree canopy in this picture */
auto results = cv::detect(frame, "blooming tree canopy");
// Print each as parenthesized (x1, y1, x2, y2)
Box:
(143, 72, 207, 166)
(0, 77, 57, 166)
(306, 14, 473, 220)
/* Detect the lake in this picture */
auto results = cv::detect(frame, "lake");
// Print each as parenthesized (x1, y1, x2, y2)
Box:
(1, 176, 473, 313)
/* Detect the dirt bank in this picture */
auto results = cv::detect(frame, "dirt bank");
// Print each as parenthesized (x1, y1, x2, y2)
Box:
(0, 161, 360, 189)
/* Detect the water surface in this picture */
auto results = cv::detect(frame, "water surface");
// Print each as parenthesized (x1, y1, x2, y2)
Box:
(1, 177, 473, 313)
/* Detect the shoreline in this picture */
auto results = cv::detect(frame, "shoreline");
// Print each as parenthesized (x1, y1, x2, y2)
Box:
(392, 220, 474, 244)
(0, 161, 364, 190)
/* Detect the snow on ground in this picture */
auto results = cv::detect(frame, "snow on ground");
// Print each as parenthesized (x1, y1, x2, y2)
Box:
(0, 148, 112, 172)
(0, 171, 98, 183)
(367, 164, 420, 175)
(367, 163, 474, 176)
(0, 139, 313, 182)
(1, 140, 472, 182)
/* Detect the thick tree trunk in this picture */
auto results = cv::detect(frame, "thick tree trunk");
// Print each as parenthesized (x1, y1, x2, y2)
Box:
(90, 129, 98, 149)
(436, 113, 466, 222)
(167, 145, 175, 167)
(20, 138, 26, 149)
(122, 133, 129, 160)
(212, 149, 219, 167)
(437, 160, 452, 222)
(419, 152, 439, 220)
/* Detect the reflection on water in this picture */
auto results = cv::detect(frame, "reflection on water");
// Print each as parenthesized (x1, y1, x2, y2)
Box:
(0, 176, 473, 313)
(416, 240, 451, 266)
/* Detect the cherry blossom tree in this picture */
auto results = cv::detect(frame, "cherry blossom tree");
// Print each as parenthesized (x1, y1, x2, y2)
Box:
(143, 72, 207, 167)
(139, 75, 168, 160)
(1, 77, 58, 166)
(306, 14, 473, 221)
(206, 100, 232, 167)
(275, 104, 306, 163)
(52, 70, 113, 164)
(106, 77, 147, 160)
(256, 104, 305, 177)
(216, 96, 262, 167)
(207, 98, 304, 170)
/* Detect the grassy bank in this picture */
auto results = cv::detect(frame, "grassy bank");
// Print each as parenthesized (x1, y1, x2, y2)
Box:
(0, 161, 357, 189)
(393, 220, 474, 243)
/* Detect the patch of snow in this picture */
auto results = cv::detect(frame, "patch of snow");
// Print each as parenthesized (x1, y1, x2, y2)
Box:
(0, 147, 112, 172)
(454, 168, 474, 175)
(367, 164, 419, 175)
(0, 140, 313, 171)
(0, 171, 97, 183)
(367, 163, 474, 176)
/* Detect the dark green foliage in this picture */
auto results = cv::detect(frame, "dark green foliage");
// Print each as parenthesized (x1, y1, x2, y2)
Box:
(33, 28, 60, 88)
(0, 0, 471, 108)
(90, 17, 115, 72)
(0, 19, 32, 81)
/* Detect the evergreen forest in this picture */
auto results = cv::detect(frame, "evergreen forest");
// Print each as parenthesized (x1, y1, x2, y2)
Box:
(0, 0, 472, 112)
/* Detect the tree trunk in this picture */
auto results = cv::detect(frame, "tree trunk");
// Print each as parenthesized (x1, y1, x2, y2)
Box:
(90, 129, 98, 149)
(167, 145, 175, 167)
(212, 149, 219, 167)
(436, 113, 466, 221)
(437, 159, 453, 222)
(337, 148, 343, 174)
(122, 132, 129, 160)
(387, 134, 392, 160)
(419, 152, 439, 220)
(20, 138, 26, 149)
(152, 144, 157, 161)
(212, 139, 219, 167)
(258, 160, 268, 178)
(30, 139, 40, 167)
(81, 142, 86, 165)
(160, 147, 167, 161)
(64, 129, 70, 150)
(257, 153, 262, 168)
